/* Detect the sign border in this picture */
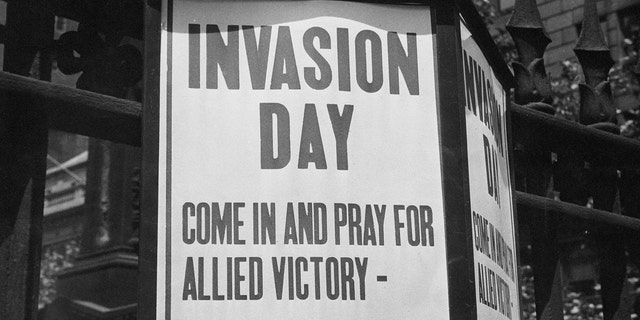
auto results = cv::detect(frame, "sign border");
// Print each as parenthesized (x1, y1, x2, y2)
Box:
(139, 0, 161, 319)
(432, 4, 476, 318)
(451, 1, 520, 319)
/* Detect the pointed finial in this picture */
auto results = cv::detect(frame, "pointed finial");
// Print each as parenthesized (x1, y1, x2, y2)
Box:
(573, 0, 615, 87)
(506, 0, 545, 29)
(574, 0, 608, 51)
(506, 0, 554, 110)
(506, 0, 552, 67)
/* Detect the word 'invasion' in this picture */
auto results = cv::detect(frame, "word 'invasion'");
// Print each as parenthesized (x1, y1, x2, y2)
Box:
(187, 24, 420, 95)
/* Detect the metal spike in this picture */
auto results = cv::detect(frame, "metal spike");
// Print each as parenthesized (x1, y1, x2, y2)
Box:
(573, 0, 615, 87)
(574, 0, 608, 51)
(506, 0, 545, 28)
(506, 0, 552, 67)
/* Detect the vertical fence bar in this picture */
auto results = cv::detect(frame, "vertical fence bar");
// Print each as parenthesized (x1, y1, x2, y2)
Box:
(44, 1, 143, 315)
(506, 0, 564, 319)
(139, 0, 161, 318)
(0, 1, 53, 318)
(573, 0, 627, 318)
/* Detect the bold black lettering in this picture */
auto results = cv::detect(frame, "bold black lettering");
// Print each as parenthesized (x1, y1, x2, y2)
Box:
(196, 203, 210, 244)
(271, 26, 301, 89)
(314, 203, 327, 244)
(272, 257, 286, 300)
(355, 258, 367, 300)
(295, 257, 309, 299)
(327, 104, 353, 170)
(304, 27, 332, 90)
(337, 28, 351, 92)
(463, 51, 477, 114)
(310, 257, 323, 299)
(249, 257, 263, 300)
(485, 79, 492, 128)
(287, 257, 294, 300)
(183, 257, 197, 300)
(420, 205, 434, 246)
(388, 32, 419, 95)
(473, 212, 480, 251)
(233, 203, 245, 245)
(212, 202, 232, 244)
(189, 24, 200, 88)
(478, 263, 485, 304)
(198, 257, 210, 300)
(355, 30, 383, 93)
(298, 104, 327, 169)
(363, 205, 376, 245)
(261, 203, 276, 244)
(393, 205, 405, 246)
(326, 257, 340, 300)
(242, 25, 272, 90)
(348, 204, 362, 245)
(298, 202, 313, 244)
(482, 76, 490, 125)
(212, 257, 224, 300)
(284, 203, 298, 244)
(375, 205, 385, 246)
(260, 103, 291, 169)
(253, 203, 259, 244)
(235, 257, 247, 300)
(483, 135, 494, 197)
(334, 203, 347, 245)
(226, 257, 233, 300)
(493, 147, 500, 206)
(182, 202, 195, 244)
(206, 25, 239, 89)
(406, 205, 420, 246)
(475, 63, 484, 122)
(341, 258, 355, 300)
(495, 102, 504, 155)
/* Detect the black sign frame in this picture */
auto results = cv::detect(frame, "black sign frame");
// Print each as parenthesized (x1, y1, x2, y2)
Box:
(138, 1, 517, 319)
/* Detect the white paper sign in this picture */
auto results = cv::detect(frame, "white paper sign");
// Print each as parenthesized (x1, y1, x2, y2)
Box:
(460, 21, 521, 320)
(158, 1, 449, 319)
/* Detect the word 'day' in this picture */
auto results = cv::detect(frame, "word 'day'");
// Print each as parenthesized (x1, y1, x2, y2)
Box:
(260, 103, 353, 170)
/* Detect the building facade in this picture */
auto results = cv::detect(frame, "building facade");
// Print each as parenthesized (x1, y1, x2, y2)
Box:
(490, 0, 640, 110)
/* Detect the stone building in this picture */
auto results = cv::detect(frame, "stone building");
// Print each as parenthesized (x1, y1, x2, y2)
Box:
(489, 0, 640, 110)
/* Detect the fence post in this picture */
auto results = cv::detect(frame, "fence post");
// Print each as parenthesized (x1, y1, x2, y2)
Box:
(573, 0, 627, 318)
(612, 30, 639, 314)
(506, 0, 564, 319)
(0, 1, 53, 319)
(38, 3, 143, 317)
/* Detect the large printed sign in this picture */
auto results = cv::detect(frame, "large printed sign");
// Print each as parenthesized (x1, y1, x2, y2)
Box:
(460, 22, 520, 320)
(158, 1, 449, 319)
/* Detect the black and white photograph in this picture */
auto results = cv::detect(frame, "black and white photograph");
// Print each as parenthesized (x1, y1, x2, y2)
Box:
(0, 0, 639, 319)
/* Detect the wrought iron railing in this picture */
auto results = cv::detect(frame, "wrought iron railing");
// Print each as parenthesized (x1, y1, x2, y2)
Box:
(509, 0, 640, 318)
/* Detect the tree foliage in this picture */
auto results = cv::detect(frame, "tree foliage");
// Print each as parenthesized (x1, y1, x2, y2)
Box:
(473, 0, 518, 64)
(39, 240, 80, 309)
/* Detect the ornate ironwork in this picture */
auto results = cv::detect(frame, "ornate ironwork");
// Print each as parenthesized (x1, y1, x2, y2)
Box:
(507, 1, 563, 320)
(56, 26, 142, 98)
(574, 1, 631, 319)
(506, 0, 554, 112)
(51, 0, 143, 255)
(574, 0, 617, 130)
